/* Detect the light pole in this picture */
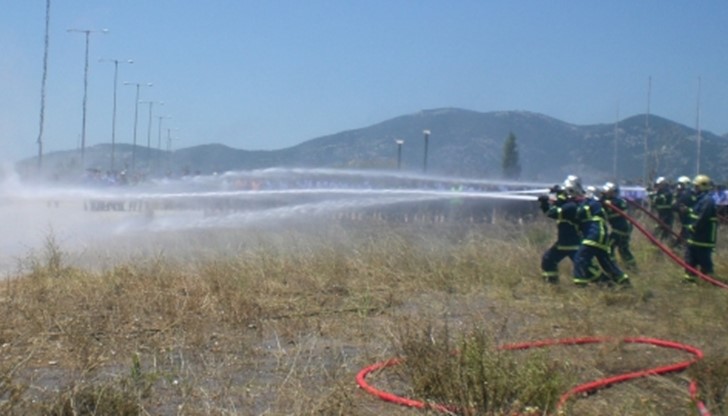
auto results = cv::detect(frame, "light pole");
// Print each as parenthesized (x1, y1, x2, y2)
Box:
(613, 103, 619, 181)
(140, 100, 163, 167)
(123, 82, 153, 173)
(166, 127, 179, 152)
(157, 115, 172, 173)
(695, 76, 702, 175)
(166, 127, 179, 175)
(395, 139, 404, 170)
(36, 0, 51, 172)
(422, 129, 431, 173)
(643, 76, 651, 186)
(99, 58, 133, 173)
(68, 28, 108, 168)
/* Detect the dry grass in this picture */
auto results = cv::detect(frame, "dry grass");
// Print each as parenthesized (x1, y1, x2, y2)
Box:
(0, 215, 726, 415)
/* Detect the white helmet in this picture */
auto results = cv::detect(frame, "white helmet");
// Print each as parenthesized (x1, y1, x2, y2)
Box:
(563, 175, 584, 196)
(585, 185, 599, 199)
(602, 181, 619, 196)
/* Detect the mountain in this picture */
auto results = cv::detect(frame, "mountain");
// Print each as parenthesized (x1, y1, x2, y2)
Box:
(15, 108, 728, 184)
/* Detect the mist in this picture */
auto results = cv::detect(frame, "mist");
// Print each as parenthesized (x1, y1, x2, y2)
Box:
(0, 167, 546, 276)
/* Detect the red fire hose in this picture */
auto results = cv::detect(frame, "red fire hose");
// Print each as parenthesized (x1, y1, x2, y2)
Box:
(358, 199, 724, 414)
(356, 336, 709, 415)
(608, 201, 728, 289)
(624, 198, 683, 243)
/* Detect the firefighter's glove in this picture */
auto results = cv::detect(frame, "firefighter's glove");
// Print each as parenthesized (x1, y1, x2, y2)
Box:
(538, 195, 549, 203)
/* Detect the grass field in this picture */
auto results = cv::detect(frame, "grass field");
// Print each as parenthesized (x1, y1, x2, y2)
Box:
(1, 211, 726, 415)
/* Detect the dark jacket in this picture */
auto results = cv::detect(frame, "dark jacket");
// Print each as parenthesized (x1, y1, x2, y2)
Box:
(541, 195, 581, 250)
(603, 196, 631, 235)
(576, 197, 609, 250)
(687, 191, 718, 248)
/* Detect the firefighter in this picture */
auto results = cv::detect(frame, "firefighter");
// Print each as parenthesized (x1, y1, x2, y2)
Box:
(538, 184, 602, 284)
(673, 175, 697, 247)
(649, 176, 674, 241)
(568, 176, 631, 288)
(538, 181, 605, 284)
(683, 174, 718, 283)
(601, 182, 637, 270)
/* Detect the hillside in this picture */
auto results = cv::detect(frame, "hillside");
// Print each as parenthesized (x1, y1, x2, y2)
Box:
(16, 108, 728, 184)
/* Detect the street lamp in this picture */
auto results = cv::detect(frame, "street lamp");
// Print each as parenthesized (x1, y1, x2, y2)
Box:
(68, 28, 108, 167)
(99, 58, 133, 173)
(395, 139, 404, 170)
(36, 0, 51, 171)
(157, 115, 172, 173)
(139, 100, 164, 166)
(166, 127, 180, 175)
(422, 129, 431, 173)
(123, 82, 153, 173)
(695, 76, 702, 175)
(166, 127, 179, 152)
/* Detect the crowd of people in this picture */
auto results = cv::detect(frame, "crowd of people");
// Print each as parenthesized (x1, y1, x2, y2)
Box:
(538, 174, 720, 287)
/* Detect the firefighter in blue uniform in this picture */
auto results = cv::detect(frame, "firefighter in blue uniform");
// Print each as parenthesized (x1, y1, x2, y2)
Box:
(568, 176, 631, 287)
(538, 184, 602, 284)
(601, 182, 637, 270)
(683, 175, 718, 283)
(673, 175, 697, 247)
(649, 176, 674, 241)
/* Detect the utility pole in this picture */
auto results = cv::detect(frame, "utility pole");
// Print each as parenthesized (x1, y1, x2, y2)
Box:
(99, 58, 133, 173)
(123, 82, 153, 173)
(68, 28, 108, 168)
(613, 102, 619, 181)
(36, 0, 51, 172)
(643, 76, 651, 186)
(696, 76, 702, 175)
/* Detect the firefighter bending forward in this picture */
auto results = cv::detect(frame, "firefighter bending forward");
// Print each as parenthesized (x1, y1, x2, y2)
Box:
(567, 176, 631, 287)
(538, 180, 604, 285)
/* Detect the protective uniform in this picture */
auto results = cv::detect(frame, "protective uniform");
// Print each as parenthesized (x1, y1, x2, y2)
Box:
(683, 175, 718, 283)
(538, 185, 601, 284)
(673, 176, 697, 246)
(601, 182, 636, 269)
(649, 177, 674, 241)
(570, 177, 630, 287)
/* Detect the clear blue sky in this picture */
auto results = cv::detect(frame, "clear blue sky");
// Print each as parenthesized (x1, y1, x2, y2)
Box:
(2, 1, 727, 164)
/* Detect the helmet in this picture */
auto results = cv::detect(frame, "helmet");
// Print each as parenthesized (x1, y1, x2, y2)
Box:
(693, 174, 713, 192)
(549, 184, 564, 194)
(563, 175, 584, 196)
(677, 176, 691, 186)
(602, 181, 620, 196)
(585, 185, 601, 200)
(655, 176, 668, 188)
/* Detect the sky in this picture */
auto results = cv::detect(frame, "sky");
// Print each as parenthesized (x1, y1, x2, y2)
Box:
(2, 0, 727, 164)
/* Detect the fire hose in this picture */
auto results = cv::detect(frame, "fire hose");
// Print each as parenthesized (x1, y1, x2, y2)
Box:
(357, 197, 724, 414)
(610, 200, 728, 289)
(624, 198, 683, 243)
(356, 336, 708, 415)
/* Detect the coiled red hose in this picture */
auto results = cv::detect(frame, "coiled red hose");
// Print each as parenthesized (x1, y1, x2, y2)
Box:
(356, 337, 709, 415)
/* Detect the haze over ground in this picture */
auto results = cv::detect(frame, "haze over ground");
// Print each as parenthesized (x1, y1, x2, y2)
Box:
(2, 1, 727, 164)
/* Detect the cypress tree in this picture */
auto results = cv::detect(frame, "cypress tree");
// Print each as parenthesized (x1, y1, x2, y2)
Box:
(502, 132, 521, 179)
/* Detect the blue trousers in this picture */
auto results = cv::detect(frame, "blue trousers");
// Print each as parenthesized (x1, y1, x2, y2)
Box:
(684, 245, 714, 276)
(573, 245, 627, 284)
